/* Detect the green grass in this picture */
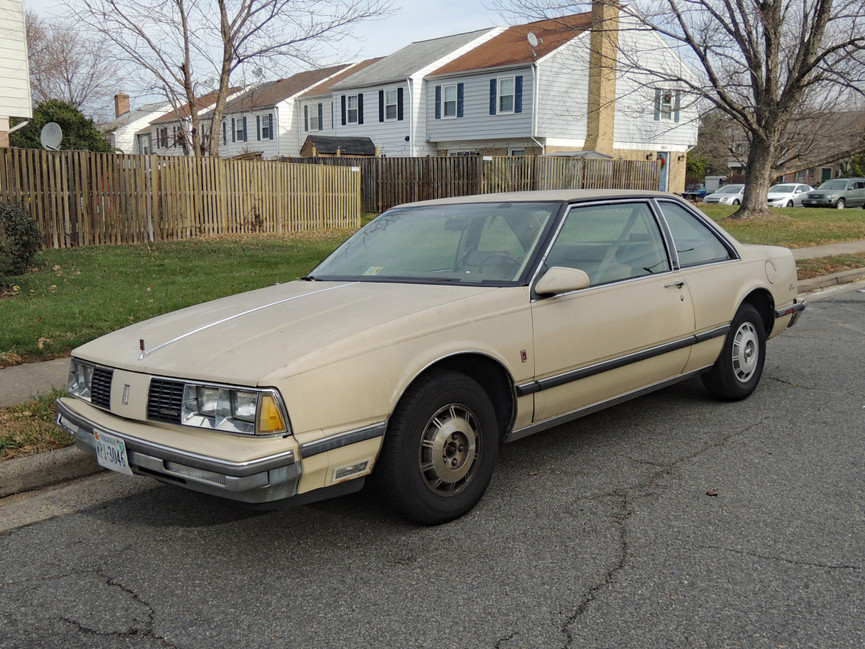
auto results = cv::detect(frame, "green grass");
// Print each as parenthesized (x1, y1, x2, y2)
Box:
(0, 232, 353, 362)
(697, 204, 865, 248)
(0, 389, 69, 460)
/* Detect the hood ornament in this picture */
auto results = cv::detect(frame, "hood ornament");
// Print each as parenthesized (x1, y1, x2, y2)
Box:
(138, 339, 145, 360)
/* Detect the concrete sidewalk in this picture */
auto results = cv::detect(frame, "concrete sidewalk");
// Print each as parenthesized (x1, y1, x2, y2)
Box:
(2, 238, 865, 500)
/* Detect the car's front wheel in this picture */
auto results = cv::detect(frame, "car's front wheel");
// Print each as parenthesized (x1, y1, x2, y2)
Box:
(836, 198, 846, 209)
(786, 200, 794, 207)
(702, 303, 766, 401)
(732, 199, 741, 205)
(374, 370, 499, 525)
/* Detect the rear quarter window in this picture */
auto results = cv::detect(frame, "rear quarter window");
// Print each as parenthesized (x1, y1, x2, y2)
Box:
(657, 201, 734, 268)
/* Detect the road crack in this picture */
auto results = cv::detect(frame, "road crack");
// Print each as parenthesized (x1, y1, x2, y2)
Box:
(702, 545, 861, 571)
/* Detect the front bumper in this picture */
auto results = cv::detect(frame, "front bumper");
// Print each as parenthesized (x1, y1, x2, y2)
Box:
(802, 198, 834, 207)
(56, 398, 302, 503)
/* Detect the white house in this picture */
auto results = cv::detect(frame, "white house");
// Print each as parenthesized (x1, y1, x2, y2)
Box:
(424, 7, 699, 192)
(104, 93, 172, 155)
(0, 0, 33, 147)
(328, 28, 504, 157)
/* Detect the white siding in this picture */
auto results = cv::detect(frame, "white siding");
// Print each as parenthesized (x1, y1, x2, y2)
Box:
(296, 96, 338, 152)
(333, 83, 416, 157)
(106, 105, 172, 154)
(535, 36, 591, 143)
(426, 69, 534, 144)
(0, 0, 33, 120)
(217, 109, 281, 158)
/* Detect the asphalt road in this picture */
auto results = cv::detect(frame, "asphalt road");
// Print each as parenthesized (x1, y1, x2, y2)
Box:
(1, 285, 863, 649)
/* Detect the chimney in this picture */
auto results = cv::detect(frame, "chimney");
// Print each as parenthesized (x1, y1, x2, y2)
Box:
(584, 0, 619, 156)
(114, 93, 131, 118)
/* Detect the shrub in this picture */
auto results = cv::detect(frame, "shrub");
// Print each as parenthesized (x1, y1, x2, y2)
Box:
(0, 203, 42, 283)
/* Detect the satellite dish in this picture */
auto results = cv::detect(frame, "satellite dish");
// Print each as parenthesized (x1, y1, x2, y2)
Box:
(527, 32, 539, 48)
(40, 122, 63, 151)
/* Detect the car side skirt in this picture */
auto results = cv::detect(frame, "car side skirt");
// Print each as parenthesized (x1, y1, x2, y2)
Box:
(514, 326, 729, 397)
(506, 366, 712, 443)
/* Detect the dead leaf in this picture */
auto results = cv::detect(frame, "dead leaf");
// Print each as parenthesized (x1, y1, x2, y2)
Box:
(706, 490, 718, 497)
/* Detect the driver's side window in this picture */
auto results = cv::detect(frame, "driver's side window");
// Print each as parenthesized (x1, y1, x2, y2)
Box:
(545, 202, 670, 286)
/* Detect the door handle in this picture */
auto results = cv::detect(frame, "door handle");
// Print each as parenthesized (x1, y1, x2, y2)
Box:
(664, 280, 686, 289)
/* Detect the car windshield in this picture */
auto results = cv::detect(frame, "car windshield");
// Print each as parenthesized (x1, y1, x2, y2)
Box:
(717, 185, 744, 194)
(310, 202, 559, 285)
(818, 180, 848, 190)
(769, 184, 796, 193)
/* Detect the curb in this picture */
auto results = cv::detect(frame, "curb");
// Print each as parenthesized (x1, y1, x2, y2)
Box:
(0, 445, 104, 499)
(797, 267, 865, 293)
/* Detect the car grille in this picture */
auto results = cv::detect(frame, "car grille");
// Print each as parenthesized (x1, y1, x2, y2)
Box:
(91, 367, 113, 409)
(147, 378, 185, 424)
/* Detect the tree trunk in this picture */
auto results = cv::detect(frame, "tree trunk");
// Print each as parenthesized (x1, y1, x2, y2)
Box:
(732, 133, 776, 218)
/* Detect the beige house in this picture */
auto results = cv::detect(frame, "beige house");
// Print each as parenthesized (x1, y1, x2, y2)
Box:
(0, 0, 33, 147)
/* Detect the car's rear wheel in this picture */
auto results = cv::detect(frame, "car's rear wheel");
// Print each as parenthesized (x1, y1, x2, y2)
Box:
(702, 303, 766, 401)
(836, 198, 846, 209)
(374, 371, 499, 525)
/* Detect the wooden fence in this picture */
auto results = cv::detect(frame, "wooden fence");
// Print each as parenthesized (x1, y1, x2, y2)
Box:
(0, 148, 361, 248)
(283, 155, 662, 212)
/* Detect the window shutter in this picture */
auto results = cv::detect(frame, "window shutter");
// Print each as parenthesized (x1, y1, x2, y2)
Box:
(457, 83, 464, 118)
(379, 90, 384, 122)
(515, 76, 523, 113)
(222, 122, 226, 145)
(654, 89, 661, 121)
(397, 87, 404, 121)
(231, 118, 236, 142)
(435, 85, 441, 120)
(304, 105, 309, 131)
(256, 115, 261, 141)
(242, 117, 247, 142)
(674, 91, 681, 123)
(358, 93, 364, 124)
(269, 114, 274, 140)
(317, 103, 323, 131)
(489, 79, 497, 115)
(341, 95, 346, 125)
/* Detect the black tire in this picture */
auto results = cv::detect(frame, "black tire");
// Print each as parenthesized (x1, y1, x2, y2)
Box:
(702, 303, 766, 401)
(786, 200, 794, 207)
(732, 199, 740, 205)
(374, 370, 499, 525)
(836, 198, 846, 209)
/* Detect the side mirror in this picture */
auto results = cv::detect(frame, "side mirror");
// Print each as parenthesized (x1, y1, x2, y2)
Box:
(535, 266, 591, 296)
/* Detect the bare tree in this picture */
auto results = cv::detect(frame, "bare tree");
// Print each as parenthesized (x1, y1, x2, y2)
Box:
(496, 0, 865, 216)
(25, 11, 122, 121)
(69, 0, 393, 156)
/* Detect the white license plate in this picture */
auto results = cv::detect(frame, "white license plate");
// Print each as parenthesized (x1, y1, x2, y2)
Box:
(94, 431, 134, 476)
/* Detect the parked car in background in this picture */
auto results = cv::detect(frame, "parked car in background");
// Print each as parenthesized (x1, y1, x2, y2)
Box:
(703, 184, 745, 205)
(802, 178, 865, 209)
(766, 183, 812, 207)
(682, 183, 708, 202)
(56, 190, 806, 524)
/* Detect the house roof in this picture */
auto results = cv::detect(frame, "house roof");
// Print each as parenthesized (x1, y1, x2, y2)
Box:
(223, 65, 350, 112)
(299, 58, 384, 98)
(150, 88, 242, 124)
(430, 13, 592, 76)
(105, 101, 172, 130)
(332, 28, 497, 90)
(303, 135, 376, 155)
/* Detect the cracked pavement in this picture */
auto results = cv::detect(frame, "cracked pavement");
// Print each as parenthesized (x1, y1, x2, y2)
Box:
(1, 287, 863, 648)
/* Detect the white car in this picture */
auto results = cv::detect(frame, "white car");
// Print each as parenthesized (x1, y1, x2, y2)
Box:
(703, 184, 745, 205)
(767, 183, 812, 207)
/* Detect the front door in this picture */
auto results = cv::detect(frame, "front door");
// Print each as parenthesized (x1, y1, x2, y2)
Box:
(530, 200, 695, 423)
(657, 151, 670, 192)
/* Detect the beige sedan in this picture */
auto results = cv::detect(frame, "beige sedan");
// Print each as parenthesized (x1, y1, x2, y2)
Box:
(56, 190, 805, 524)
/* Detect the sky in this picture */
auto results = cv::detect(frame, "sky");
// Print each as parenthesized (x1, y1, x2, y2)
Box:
(23, 0, 509, 60)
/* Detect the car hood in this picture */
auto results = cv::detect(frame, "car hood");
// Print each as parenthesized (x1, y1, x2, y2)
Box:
(766, 192, 790, 199)
(73, 280, 503, 385)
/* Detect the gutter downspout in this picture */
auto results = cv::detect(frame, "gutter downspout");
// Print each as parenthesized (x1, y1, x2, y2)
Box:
(406, 76, 414, 157)
(530, 63, 545, 155)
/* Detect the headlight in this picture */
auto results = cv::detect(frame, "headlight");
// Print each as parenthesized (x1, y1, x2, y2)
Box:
(181, 384, 289, 435)
(826, 193, 837, 199)
(68, 359, 95, 401)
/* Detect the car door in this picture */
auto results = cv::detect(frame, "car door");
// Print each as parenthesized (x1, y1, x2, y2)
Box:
(529, 200, 695, 423)
(851, 180, 865, 207)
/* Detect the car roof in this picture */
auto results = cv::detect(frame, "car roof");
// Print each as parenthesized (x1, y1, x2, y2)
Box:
(397, 189, 676, 208)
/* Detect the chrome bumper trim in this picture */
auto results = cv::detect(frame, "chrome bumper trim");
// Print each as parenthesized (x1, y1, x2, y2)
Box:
(300, 422, 386, 458)
(775, 299, 806, 327)
(55, 398, 297, 479)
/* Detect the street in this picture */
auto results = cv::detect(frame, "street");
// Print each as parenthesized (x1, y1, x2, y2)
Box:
(1, 285, 863, 649)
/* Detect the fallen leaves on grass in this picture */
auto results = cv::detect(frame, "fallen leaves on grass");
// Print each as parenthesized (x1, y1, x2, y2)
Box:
(0, 390, 72, 460)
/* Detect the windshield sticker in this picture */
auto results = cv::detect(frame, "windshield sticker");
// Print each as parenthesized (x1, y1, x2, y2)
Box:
(364, 266, 384, 276)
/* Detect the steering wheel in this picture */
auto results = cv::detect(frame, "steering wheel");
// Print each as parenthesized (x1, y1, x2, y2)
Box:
(478, 252, 522, 277)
